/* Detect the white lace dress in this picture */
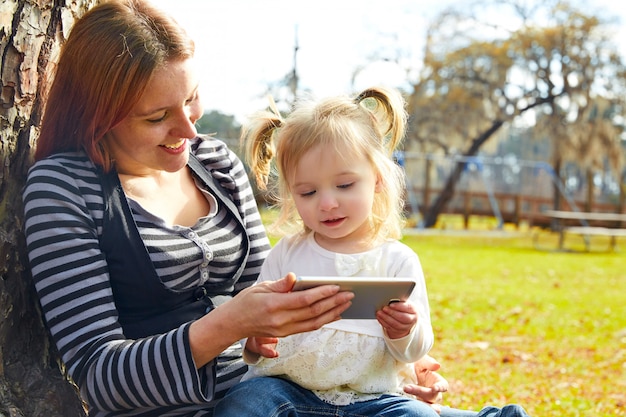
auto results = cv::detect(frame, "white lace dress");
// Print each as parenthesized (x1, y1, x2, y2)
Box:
(242, 232, 434, 405)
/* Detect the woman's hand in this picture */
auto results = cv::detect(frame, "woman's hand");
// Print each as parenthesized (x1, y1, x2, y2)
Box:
(238, 272, 354, 337)
(189, 272, 353, 367)
(404, 355, 449, 414)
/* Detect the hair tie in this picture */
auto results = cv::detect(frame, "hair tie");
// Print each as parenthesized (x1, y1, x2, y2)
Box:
(354, 92, 367, 104)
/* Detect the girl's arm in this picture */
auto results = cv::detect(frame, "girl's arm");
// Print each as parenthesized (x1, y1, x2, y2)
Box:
(382, 245, 434, 362)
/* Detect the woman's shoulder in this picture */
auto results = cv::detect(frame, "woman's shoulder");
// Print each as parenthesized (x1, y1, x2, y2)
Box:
(23, 151, 104, 212)
(26, 151, 100, 183)
(190, 136, 246, 173)
(189, 136, 251, 197)
(190, 135, 237, 163)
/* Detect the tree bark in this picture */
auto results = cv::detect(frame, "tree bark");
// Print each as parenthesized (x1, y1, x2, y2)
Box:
(1, 1, 97, 415)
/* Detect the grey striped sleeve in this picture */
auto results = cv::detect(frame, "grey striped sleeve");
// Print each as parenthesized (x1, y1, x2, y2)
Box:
(23, 155, 217, 414)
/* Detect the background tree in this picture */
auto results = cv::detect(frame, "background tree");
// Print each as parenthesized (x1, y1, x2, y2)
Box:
(405, 0, 626, 227)
(263, 25, 305, 114)
(195, 109, 241, 144)
(0, 0, 98, 415)
(535, 97, 626, 212)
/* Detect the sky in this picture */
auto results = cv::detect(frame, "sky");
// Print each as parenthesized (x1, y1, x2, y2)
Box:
(149, 0, 626, 123)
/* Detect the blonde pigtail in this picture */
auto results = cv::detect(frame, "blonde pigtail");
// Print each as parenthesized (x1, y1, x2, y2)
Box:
(353, 86, 409, 240)
(354, 87, 407, 155)
(241, 100, 284, 190)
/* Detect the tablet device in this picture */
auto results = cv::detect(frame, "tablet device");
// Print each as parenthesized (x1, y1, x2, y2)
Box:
(292, 276, 415, 319)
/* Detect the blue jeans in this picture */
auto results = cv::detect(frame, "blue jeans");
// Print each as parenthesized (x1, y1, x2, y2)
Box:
(440, 404, 531, 417)
(214, 376, 440, 416)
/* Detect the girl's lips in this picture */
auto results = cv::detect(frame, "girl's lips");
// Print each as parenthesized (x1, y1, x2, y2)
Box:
(322, 217, 345, 226)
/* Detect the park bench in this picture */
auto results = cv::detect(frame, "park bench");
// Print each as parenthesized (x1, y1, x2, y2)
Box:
(538, 210, 626, 252)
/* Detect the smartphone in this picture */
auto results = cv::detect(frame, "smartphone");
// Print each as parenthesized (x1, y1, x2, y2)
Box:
(292, 276, 415, 319)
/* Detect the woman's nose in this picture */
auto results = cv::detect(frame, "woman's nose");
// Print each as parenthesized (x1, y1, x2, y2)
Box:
(173, 108, 199, 139)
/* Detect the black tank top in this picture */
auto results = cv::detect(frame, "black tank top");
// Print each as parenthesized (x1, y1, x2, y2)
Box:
(98, 153, 250, 339)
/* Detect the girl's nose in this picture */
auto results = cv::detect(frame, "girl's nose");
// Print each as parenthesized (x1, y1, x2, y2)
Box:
(319, 192, 339, 211)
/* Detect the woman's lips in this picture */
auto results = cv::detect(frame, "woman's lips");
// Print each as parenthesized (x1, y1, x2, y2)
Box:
(160, 139, 187, 153)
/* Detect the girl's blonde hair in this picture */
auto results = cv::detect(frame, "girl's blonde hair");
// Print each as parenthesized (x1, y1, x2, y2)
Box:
(242, 86, 408, 241)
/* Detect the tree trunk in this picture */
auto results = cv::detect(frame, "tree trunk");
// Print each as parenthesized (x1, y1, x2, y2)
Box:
(422, 120, 505, 228)
(1, 1, 97, 415)
(585, 168, 594, 212)
(421, 157, 431, 217)
(619, 172, 625, 228)
(552, 156, 562, 210)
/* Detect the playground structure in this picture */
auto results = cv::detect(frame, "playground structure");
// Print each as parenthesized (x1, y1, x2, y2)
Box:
(399, 152, 626, 230)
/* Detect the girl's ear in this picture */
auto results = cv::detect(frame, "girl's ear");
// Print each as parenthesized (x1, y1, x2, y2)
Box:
(375, 174, 383, 192)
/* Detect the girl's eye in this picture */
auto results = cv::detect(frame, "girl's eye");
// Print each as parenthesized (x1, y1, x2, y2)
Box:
(300, 190, 316, 197)
(338, 182, 354, 189)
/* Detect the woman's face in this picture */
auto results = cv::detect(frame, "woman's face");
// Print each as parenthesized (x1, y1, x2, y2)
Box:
(106, 58, 203, 176)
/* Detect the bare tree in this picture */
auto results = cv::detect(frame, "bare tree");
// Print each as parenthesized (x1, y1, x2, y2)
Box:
(406, 1, 626, 227)
(1, 0, 98, 415)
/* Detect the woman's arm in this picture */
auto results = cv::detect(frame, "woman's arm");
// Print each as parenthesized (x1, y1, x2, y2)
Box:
(23, 156, 210, 411)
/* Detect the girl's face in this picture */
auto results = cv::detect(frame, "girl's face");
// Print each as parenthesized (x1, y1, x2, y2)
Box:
(105, 58, 203, 176)
(290, 143, 382, 252)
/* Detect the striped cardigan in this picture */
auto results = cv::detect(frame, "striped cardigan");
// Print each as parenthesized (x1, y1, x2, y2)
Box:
(22, 137, 271, 416)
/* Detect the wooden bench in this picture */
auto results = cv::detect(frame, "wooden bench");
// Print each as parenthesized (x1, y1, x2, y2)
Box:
(562, 226, 626, 252)
(538, 210, 626, 252)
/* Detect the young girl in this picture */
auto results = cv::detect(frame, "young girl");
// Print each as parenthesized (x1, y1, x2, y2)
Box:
(215, 86, 437, 416)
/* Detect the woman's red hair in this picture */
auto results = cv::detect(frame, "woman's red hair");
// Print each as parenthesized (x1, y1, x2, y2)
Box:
(35, 0, 194, 171)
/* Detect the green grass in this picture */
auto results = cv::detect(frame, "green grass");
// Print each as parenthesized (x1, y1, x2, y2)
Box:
(403, 231, 626, 417)
(262, 210, 626, 416)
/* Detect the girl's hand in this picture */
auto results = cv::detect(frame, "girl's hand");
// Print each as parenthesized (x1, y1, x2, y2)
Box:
(376, 300, 417, 339)
(245, 336, 279, 359)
